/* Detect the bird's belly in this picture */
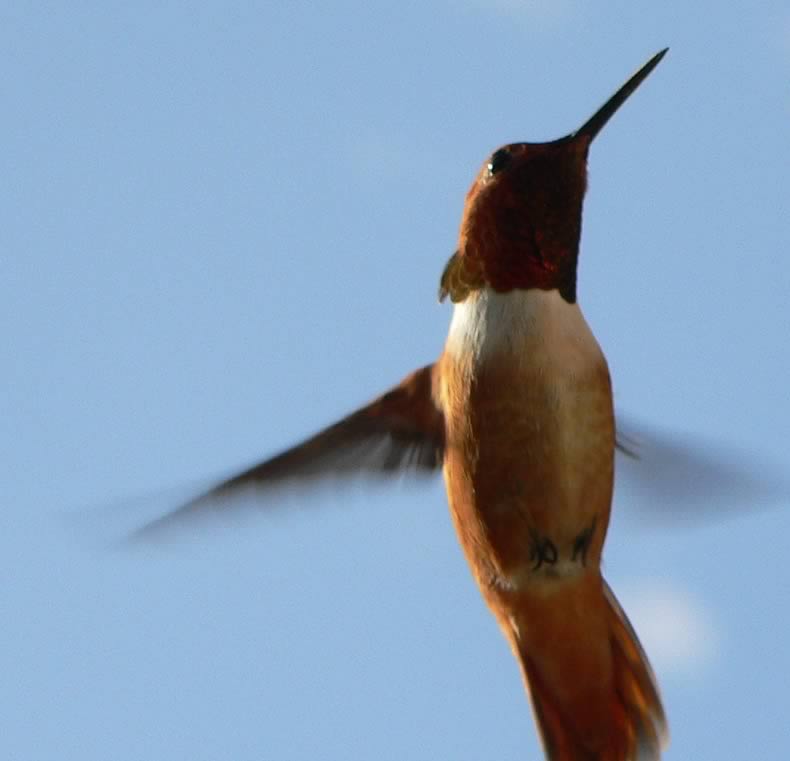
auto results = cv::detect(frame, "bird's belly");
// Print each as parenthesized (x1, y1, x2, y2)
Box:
(444, 364, 614, 592)
(440, 290, 615, 592)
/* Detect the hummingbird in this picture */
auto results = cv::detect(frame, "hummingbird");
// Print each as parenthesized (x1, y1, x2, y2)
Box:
(137, 51, 669, 760)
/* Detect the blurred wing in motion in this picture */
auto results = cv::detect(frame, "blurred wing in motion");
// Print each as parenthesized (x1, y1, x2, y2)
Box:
(615, 413, 790, 525)
(132, 364, 445, 541)
(129, 387, 787, 541)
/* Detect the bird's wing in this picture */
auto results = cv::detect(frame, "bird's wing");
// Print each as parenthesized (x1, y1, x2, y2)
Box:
(614, 413, 790, 523)
(131, 364, 445, 540)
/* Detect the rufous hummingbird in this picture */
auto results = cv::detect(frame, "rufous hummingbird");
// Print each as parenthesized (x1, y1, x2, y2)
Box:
(137, 50, 670, 760)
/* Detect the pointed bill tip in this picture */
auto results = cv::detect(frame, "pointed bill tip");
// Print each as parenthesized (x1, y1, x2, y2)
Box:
(575, 48, 669, 143)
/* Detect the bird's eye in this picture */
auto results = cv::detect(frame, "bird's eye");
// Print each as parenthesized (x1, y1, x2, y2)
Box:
(487, 148, 511, 176)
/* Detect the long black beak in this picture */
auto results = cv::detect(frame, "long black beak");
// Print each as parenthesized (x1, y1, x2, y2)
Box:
(574, 48, 668, 142)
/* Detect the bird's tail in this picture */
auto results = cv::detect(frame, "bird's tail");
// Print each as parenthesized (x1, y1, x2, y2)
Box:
(509, 573, 667, 760)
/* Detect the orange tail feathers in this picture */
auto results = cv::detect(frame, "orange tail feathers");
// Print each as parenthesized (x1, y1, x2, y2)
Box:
(509, 575, 667, 760)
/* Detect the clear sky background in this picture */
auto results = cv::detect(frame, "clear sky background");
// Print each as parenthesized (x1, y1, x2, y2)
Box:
(4, 3, 790, 760)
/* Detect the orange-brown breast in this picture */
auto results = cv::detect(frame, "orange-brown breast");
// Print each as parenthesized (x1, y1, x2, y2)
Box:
(438, 287, 615, 597)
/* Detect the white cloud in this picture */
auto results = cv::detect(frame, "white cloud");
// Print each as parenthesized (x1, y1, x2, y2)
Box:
(615, 579, 719, 678)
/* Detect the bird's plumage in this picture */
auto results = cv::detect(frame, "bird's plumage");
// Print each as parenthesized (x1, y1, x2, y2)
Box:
(132, 364, 445, 540)
(132, 51, 676, 760)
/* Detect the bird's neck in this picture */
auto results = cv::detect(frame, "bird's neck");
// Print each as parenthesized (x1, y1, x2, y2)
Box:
(444, 287, 602, 372)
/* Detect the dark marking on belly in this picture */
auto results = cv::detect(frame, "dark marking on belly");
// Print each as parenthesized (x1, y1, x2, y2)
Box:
(525, 516, 598, 577)
(571, 517, 598, 567)
(529, 532, 558, 570)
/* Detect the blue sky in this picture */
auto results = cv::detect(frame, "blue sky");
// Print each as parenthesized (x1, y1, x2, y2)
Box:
(4, 2, 790, 759)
